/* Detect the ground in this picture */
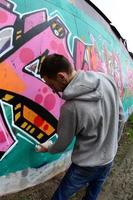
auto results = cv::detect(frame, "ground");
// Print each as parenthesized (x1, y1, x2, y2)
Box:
(0, 120, 133, 200)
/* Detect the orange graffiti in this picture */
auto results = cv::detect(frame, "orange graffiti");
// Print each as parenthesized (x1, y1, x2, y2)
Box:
(0, 62, 26, 93)
(23, 106, 55, 136)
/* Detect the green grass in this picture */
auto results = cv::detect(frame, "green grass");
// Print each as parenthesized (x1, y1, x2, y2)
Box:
(124, 114, 133, 139)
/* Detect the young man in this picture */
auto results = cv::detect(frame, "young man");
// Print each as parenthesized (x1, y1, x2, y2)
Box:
(38, 54, 125, 200)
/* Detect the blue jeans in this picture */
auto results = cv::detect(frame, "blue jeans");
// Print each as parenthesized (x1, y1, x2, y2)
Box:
(51, 162, 112, 200)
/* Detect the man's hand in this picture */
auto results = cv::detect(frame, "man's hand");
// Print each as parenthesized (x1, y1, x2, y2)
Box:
(35, 140, 53, 152)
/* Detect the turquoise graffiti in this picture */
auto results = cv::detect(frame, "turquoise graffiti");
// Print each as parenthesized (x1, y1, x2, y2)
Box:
(0, 0, 133, 181)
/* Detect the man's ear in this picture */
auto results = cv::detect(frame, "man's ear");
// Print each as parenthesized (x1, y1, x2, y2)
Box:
(57, 72, 67, 83)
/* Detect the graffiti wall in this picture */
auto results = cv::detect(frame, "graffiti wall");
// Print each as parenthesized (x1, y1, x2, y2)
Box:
(0, 0, 133, 195)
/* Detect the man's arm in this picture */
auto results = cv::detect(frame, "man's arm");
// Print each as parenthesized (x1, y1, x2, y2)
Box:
(48, 102, 76, 153)
(36, 102, 76, 153)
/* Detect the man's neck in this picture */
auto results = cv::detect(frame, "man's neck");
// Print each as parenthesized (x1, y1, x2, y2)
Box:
(68, 70, 77, 83)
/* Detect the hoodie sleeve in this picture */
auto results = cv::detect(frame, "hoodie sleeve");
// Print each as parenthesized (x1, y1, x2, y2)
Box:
(48, 101, 76, 154)
(118, 98, 125, 141)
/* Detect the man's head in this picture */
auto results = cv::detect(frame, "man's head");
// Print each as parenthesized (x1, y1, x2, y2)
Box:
(40, 54, 76, 94)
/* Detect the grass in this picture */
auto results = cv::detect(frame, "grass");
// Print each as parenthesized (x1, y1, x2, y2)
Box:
(124, 114, 133, 139)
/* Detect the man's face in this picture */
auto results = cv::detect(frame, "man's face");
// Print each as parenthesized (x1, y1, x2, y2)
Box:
(43, 74, 68, 97)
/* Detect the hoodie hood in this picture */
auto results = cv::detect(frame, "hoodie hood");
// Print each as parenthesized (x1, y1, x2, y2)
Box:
(62, 71, 103, 101)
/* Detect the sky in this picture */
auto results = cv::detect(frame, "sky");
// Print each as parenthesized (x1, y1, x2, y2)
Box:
(92, 0, 133, 52)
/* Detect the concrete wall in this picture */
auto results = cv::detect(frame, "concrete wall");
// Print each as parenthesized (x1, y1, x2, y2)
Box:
(0, 0, 133, 196)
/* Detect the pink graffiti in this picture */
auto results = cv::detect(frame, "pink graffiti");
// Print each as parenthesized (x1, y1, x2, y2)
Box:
(2, 11, 74, 119)
(0, 113, 14, 152)
(24, 11, 47, 33)
(19, 48, 35, 64)
(0, 7, 17, 27)
(73, 39, 106, 73)
(0, 3, 125, 119)
(43, 94, 56, 111)
(127, 67, 133, 94)
(0, 0, 127, 157)
(103, 45, 124, 97)
(0, 0, 12, 8)
(74, 39, 86, 70)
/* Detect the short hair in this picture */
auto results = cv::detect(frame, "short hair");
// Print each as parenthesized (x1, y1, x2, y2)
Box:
(39, 54, 73, 79)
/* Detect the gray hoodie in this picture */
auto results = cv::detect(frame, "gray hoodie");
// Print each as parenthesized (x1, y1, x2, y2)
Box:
(48, 71, 125, 167)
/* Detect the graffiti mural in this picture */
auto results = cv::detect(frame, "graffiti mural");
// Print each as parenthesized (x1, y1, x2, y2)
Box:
(0, 0, 133, 195)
